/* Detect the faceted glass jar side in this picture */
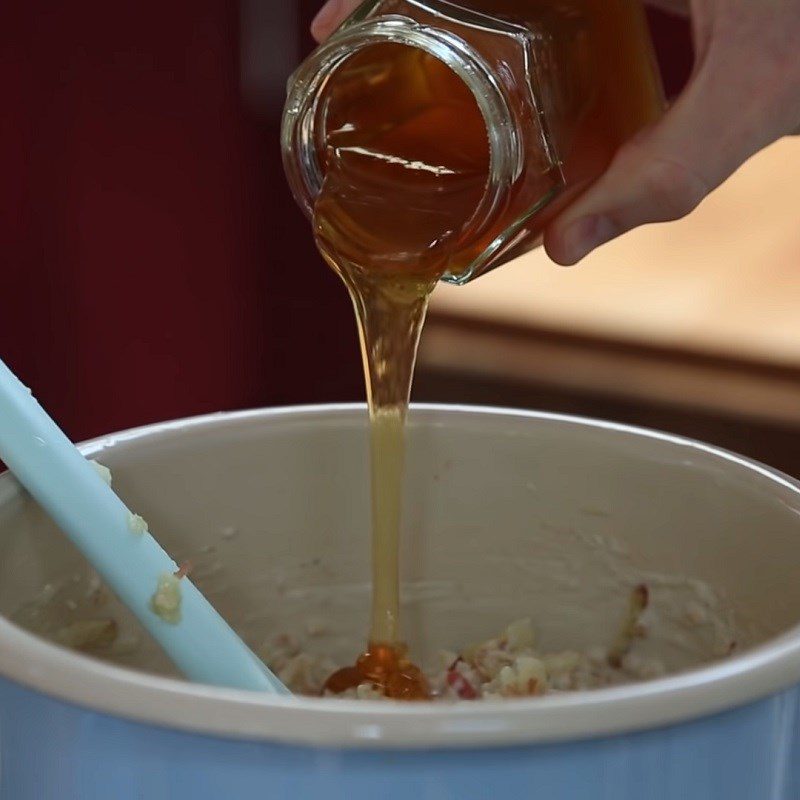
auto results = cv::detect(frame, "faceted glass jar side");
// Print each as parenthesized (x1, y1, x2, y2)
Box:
(283, 0, 664, 283)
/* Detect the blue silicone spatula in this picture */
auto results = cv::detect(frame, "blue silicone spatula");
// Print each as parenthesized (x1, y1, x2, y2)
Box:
(0, 357, 288, 695)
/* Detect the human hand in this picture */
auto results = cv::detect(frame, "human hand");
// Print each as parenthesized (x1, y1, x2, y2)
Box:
(310, 0, 363, 42)
(311, 1, 800, 265)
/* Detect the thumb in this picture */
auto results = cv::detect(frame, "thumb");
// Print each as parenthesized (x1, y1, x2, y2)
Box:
(311, 1, 364, 42)
(544, 30, 800, 266)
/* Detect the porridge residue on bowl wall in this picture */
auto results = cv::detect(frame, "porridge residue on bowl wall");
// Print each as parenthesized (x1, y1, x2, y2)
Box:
(9, 494, 744, 702)
(13, 562, 738, 702)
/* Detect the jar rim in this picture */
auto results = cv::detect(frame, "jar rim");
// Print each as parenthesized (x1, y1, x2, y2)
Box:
(281, 15, 520, 239)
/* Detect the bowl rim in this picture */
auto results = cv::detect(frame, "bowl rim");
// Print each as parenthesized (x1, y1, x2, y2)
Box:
(1, 402, 800, 749)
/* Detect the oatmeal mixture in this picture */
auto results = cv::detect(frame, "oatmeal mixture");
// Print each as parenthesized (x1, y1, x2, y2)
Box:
(259, 584, 733, 701)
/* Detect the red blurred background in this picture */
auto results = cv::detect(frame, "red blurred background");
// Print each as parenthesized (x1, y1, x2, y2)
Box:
(0, 2, 692, 442)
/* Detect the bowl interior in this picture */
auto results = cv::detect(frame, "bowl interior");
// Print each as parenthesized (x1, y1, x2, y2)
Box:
(1, 406, 799, 688)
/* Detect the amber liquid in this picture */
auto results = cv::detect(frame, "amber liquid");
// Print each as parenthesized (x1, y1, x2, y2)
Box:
(312, 1, 662, 699)
(314, 44, 487, 698)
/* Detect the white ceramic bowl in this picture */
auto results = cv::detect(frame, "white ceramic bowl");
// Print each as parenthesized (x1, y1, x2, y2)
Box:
(1, 405, 799, 799)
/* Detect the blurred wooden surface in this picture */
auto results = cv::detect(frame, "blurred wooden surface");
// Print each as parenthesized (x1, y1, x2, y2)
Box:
(417, 137, 800, 473)
(428, 137, 800, 365)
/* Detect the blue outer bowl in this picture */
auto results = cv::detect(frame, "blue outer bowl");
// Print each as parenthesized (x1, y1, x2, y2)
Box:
(1, 676, 798, 799)
(1, 405, 799, 799)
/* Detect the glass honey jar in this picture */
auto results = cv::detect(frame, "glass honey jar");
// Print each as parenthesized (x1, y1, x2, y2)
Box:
(282, 0, 664, 284)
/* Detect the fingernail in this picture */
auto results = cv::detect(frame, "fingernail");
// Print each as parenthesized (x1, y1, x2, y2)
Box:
(311, 0, 342, 40)
(560, 215, 617, 265)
